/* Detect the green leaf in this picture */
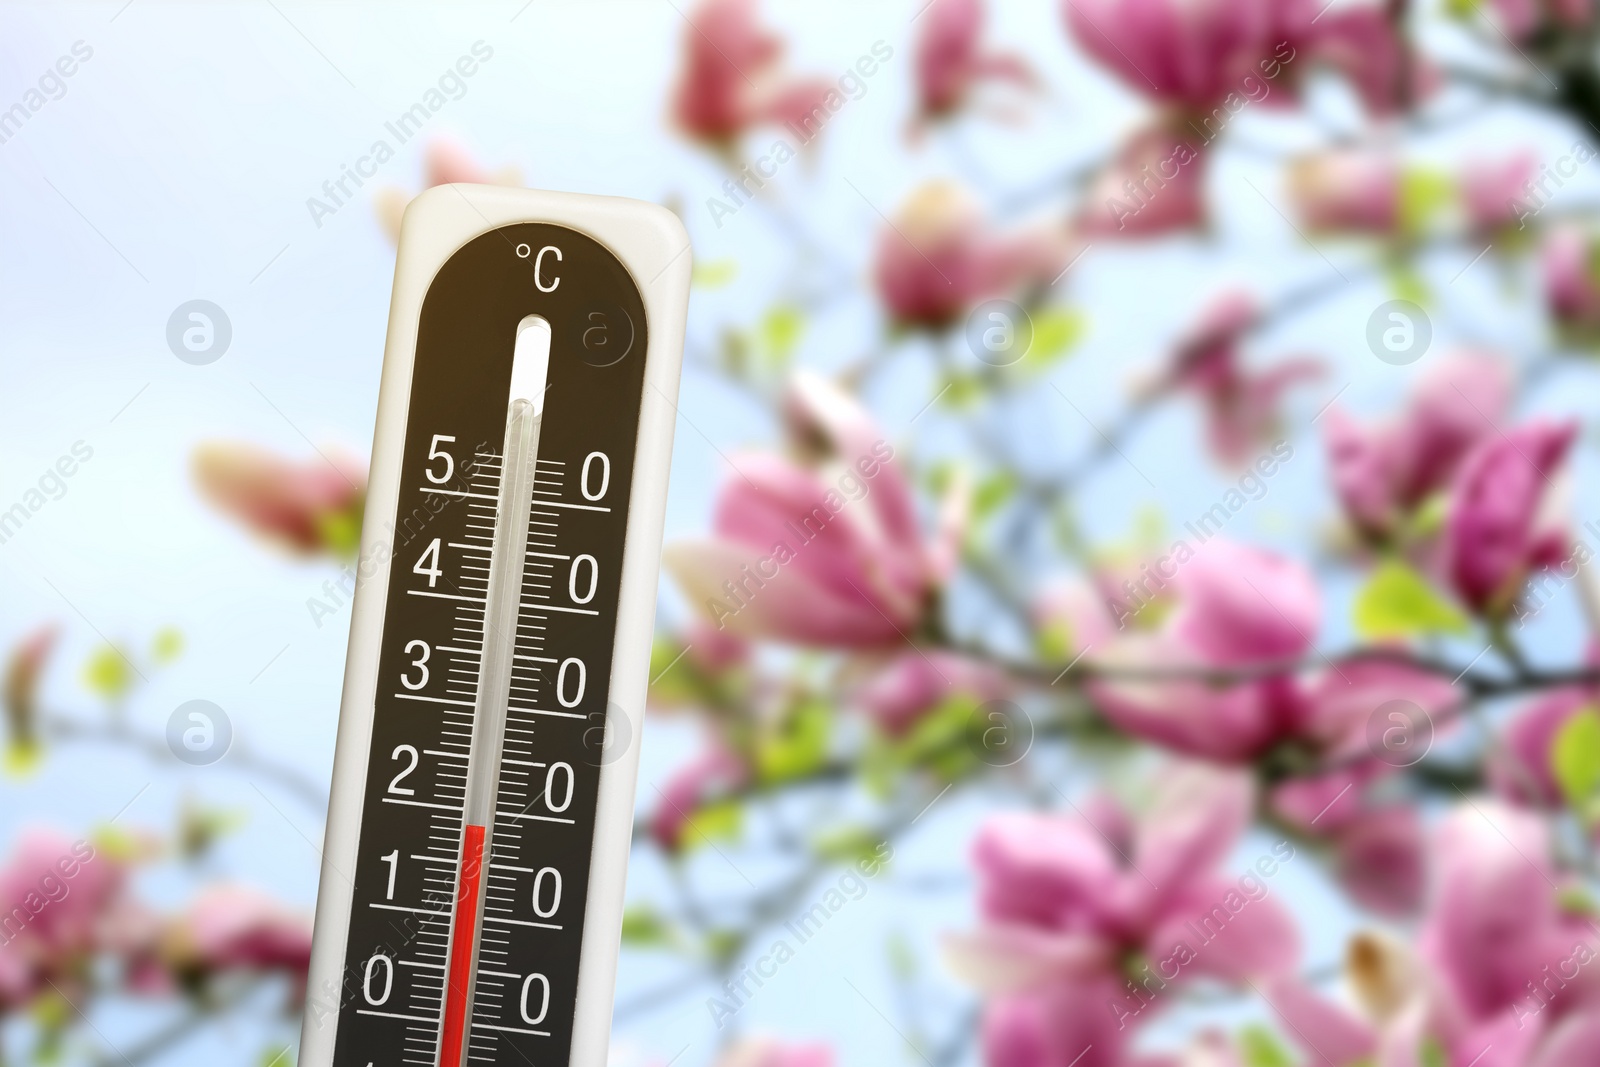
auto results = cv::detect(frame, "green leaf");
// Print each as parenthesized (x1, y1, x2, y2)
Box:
(972, 471, 1019, 521)
(693, 259, 738, 288)
(1444, 0, 1481, 16)
(620, 904, 672, 947)
(150, 627, 184, 664)
(1560, 885, 1599, 916)
(90, 824, 155, 864)
(258, 1045, 296, 1067)
(3, 740, 40, 777)
(1021, 308, 1085, 370)
(703, 927, 742, 964)
(1239, 1024, 1295, 1067)
(1388, 261, 1431, 307)
(811, 825, 883, 867)
(1400, 167, 1453, 236)
(1353, 560, 1471, 640)
(83, 645, 135, 701)
(756, 700, 831, 783)
(1036, 616, 1074, 662)
(683, 798, 742, 849)
(1552, 708, 1600, 816)
(886, 930, 917, 980)
(1420, 1037, 1448, 1067)
(890, 695, 989, 780)
(1586, 238, 1600, 290)
(647, 636, 704, 708)
(759, 305, 804, 368)
(316, 505, 364, 559)
(940, 371, 984, 409)
(1405, 492, 1449, 541)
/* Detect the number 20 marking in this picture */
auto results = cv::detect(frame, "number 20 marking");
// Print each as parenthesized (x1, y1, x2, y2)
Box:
(556, 658, 585, 707)
(569, 555, 597, 604)
(388, 746, 418, 795)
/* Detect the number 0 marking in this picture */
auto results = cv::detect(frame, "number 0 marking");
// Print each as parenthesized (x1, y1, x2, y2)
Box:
(364, 954, 394, 1006)
(580, 451, 610, 501)
(520, 973, 550, 1025)
(568, 555, 597, 604)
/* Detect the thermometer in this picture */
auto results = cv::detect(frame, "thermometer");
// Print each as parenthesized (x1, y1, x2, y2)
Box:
(299, 185, 691, 1067)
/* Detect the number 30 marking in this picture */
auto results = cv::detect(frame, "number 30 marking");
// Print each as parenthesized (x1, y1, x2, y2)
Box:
(401, 641, 430, 690)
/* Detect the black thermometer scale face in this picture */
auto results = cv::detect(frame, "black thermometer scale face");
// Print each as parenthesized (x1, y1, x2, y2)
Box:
(333, 223, 647, 1067)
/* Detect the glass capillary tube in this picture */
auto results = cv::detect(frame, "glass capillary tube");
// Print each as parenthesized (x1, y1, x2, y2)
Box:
(439, 318, 549, 1067)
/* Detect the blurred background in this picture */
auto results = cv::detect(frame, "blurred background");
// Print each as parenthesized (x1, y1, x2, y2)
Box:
(4, 1, 1600, 1064)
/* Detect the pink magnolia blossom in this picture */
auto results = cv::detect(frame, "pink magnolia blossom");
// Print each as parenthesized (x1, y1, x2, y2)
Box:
(1543, 226, 1600, 338)
(1061, 0, 1307, 109)
(1323, 350, 1513, 540)
(911, 0, 1034, 130)
(1050, 541, 1319, 761)
(193, 442, 366, 557)
(714, 1037, 833, 1067)
(1272, 764, 1428, 916)
(1034, 579, 1119, 661)
(850, 650, 1009, 736)
(671, 0, 832, 149)
(1081, 124, 1209, 239)
(987, 993, 1246, 1067)
(164, 885, 312, 975)
(375, 139, 522, 242)
(0, 831, 119, 956)
(1463, 152, 1539, 234)
(664, 373, 966, 647)
(651, 743, 748, 851)
(1445, 419, 1577, 615)
(1490, 0, 1595, 38)
(1061, 0, 1415, 115)
(1491, 682, 1596, 806)
(1042, 544, 1460, 768)
(982, 976, 1143, 1067)
(1289, 152, 1400, 235)
(685, 620, 752, 675)
(1168, 539, 1318, 666)
(872, 181, 1066, 329)
(1286, 657, 1460, 762)
(1309, 5, 1426, 116)
(951, 764, 1299, 1066)
(1265, 663, 1455, 915)
(0, 940, 34, 1007)
(0, 830, 125, 1008)
(1421, 802, 1600, 1025)
(1166, 292, 1321, 466)
(1331, 805, 1427, 917)
(1276, 802, 1600, 1065)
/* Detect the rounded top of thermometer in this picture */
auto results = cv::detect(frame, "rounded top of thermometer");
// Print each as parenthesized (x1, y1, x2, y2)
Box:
(510, 314, 552, 415)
